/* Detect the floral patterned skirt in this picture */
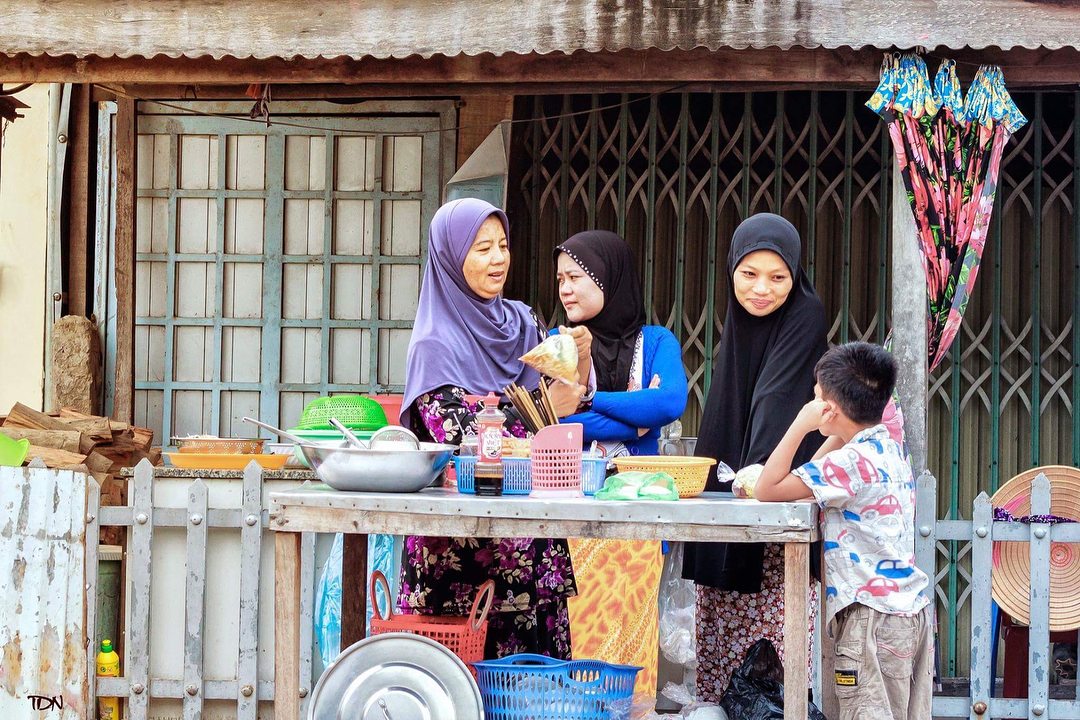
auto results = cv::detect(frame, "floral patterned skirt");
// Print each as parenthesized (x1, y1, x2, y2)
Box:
(397, 535, 576, 660)
(695, 543, 819, 703)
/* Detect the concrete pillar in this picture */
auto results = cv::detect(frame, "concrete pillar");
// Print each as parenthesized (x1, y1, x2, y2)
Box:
(890, 157, 929, 474)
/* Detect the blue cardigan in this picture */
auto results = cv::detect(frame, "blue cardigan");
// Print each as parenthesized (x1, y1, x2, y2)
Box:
(561, 325, 688, 455)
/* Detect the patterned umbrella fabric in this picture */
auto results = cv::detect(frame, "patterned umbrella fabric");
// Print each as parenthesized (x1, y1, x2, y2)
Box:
(868, 54, 1026, 371)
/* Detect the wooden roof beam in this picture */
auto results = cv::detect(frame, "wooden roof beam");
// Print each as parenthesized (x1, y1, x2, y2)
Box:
(6, 46, 1080, 90)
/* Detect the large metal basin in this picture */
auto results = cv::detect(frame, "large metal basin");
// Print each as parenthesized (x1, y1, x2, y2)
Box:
(300, 442, 456, 492)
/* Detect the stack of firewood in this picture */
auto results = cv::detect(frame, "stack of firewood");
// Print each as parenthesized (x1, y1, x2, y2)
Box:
(1, 403, 160, 543)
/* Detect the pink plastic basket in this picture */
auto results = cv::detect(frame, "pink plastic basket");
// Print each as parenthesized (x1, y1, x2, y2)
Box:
(530, 423, 583, 494)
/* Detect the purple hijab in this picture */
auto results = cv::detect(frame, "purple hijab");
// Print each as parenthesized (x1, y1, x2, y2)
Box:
(401, 198, 541, 426)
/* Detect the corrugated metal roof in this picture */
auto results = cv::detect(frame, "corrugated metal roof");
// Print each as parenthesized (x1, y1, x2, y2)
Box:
(0, 0, 1077, 61)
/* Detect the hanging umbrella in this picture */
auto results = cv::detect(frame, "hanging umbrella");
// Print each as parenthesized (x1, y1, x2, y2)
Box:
(868, 54, 1026, 371)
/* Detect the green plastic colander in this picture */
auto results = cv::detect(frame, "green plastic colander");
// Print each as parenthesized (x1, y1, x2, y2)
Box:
(295, 396, 389, 431)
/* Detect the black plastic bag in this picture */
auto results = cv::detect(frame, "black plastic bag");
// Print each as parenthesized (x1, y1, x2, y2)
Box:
(719, 639, 826, 720)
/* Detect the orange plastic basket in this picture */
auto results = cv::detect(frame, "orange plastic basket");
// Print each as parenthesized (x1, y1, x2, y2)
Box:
(368, 570, 495, 673)
(612, 456, 717, 498)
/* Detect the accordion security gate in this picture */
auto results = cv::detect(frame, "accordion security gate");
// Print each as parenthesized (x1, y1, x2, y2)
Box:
(514, 89, 1080, 678)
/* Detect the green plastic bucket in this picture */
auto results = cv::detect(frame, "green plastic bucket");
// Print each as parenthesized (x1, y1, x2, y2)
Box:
(0, 431, 29, 467)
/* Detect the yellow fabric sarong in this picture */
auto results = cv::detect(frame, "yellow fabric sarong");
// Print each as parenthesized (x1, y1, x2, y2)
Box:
(567, 538, 662, 697)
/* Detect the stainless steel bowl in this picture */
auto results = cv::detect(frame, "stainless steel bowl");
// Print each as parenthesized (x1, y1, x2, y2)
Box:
(659, 436, 698, 456)
(300, 441, 456, 492)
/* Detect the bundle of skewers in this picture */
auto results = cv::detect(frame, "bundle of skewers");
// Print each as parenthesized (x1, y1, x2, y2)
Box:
(503, 381, 559, 434)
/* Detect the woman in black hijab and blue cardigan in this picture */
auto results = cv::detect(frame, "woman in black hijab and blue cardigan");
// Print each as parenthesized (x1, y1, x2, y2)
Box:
(554, 230, 687, 697)
(684, 213, 828, 701)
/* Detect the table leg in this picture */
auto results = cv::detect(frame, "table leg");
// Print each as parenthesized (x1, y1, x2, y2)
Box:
(275, 531, 302, 720)
(784, 542, 810, 720)
(341, 533, 369, 648)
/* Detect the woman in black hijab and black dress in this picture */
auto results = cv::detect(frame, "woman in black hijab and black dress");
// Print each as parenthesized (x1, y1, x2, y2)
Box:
(684, 213, 828, 702)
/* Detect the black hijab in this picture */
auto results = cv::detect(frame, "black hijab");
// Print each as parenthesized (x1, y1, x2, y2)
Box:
(683, 213, 828, 592)
(555, 231, 647, 392)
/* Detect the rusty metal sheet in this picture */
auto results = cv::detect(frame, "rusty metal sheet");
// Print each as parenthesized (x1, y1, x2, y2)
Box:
(0, 0, 1077, 62)
(0, 466, 89, 719)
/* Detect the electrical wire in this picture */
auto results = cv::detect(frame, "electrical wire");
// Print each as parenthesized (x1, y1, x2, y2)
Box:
(0, 83, 32, 96)
(93, 81, 693, 136)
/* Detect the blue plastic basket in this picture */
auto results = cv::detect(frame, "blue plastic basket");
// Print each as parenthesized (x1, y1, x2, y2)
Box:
(454, 456, 532, 495)
(473, 654, 641, 720)
(580, 457, 610, 496)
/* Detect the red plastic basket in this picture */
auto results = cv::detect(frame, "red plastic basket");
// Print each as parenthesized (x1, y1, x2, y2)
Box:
(368, 570, 495, 673)
(530, 423, 583, 494)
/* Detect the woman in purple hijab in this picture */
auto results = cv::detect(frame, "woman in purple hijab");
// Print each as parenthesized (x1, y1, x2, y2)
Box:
(398, 198, 583, 659)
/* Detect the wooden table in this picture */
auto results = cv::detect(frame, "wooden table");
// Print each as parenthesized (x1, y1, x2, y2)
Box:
(269, 487, 818, 720)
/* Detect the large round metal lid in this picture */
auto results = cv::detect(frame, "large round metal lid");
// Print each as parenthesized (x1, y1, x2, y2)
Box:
(308, 633, 483, 720)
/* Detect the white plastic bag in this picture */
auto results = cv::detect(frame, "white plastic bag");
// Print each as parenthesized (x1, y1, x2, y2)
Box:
(659, 541, 697, 666)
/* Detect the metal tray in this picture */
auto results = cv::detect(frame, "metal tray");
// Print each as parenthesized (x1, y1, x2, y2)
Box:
(308, 633, 482, 720)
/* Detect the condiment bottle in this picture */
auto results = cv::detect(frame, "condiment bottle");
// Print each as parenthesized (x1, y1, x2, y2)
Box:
(474, 392, 504, 496)
(97, 639, 120, 720)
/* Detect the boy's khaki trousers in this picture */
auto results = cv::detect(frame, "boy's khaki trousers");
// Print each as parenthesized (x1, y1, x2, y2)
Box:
(831, 603, 934, 720)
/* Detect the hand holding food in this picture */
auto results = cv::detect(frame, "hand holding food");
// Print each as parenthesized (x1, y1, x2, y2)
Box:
(732, 463, 765, 499)
(520, 333, 579, 384)
(559, 325, 593, 386)
(548, 375, 587, 417)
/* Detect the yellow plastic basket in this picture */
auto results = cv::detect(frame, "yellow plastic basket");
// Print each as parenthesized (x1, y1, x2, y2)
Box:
(612, 456, 717, 498)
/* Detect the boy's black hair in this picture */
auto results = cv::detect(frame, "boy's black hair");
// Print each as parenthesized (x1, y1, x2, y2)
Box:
(814, 342, 897, 426)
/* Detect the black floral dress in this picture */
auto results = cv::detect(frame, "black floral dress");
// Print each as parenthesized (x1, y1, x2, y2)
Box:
(398, 386, 577, 659)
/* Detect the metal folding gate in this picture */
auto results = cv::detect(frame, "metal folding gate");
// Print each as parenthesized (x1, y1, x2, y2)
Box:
(516, 89, 1080, 678)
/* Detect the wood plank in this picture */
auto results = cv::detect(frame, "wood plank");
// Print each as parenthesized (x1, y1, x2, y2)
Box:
(914, 472, 937, 583)
(341, 534, 368, 649)
(83, 450, 114, 474)
(456, 95, 513, 168)
(783, 542, 810, 720)
(183, 480, 209, 720)
(299, 532, 315, 716)
(0, 428, 81, 452)
(127, 460, 154, 720)
(85, 474, 101, 713)
(59, 406, 111, 421)
(9, 45, 1080, 87)
(132, 426, 154, 450)
(1028, 474, 1051, 720)
(2, 401, 71, 430)
(23, 445, 87, 468)
(269, 488, 818, 532)
(61, 415, 114, 443)
(68, 83, 93, 317)
(274, 505, 817, 543)
(113, 97, 137, 425)
(274, 531, 302, 720)
(237, 463, 262, 720)
(969, 492, 994, 717)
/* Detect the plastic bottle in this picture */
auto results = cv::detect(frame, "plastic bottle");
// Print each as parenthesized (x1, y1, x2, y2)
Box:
(474, 393, 504, 496)
(96, 639, 120, 720)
